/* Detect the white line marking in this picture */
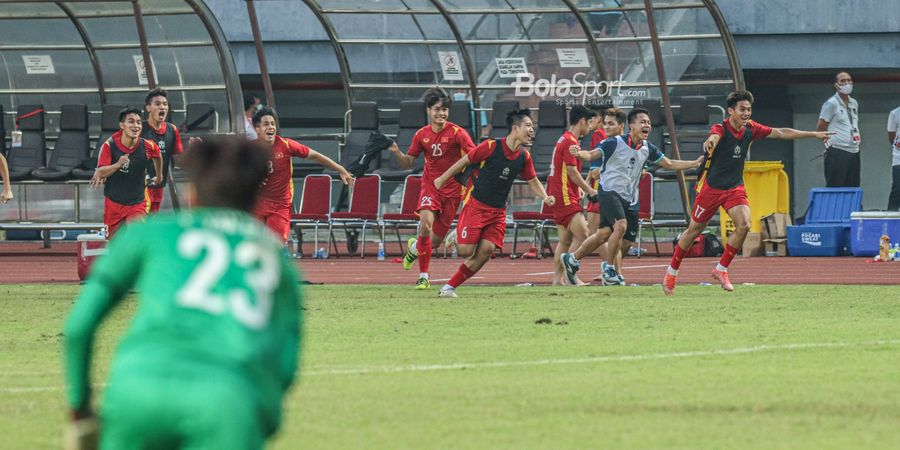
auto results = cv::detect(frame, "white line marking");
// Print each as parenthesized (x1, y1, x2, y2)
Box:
(430, 276, 484, 283)
(5, 340, 897, 393)
(525, 265, 667, 276)
(524, 271, 555, 276)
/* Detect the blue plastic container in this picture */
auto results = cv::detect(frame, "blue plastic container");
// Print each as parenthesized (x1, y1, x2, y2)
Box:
(787, 224, 849, 256)
(849, 212, 900, 256)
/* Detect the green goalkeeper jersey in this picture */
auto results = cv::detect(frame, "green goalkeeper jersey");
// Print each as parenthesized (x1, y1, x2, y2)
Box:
(64, 208, 301, 435)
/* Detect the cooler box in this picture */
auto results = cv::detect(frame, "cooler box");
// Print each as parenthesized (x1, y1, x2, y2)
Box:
(786, 225, 848, 256)
(77, 233, 108, 281)
(850, 212, 900, 256)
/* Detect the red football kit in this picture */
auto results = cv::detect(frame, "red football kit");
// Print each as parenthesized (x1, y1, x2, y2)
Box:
(97, 131, 161, 237)
(255, 136, 311, 241)
(546, 130, 584, 227)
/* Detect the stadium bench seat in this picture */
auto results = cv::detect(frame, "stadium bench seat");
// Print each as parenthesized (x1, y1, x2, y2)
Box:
(531, 100, 567, 180)
(33, 105, 90, 181)
(330, 174, 381, 257)
(487, 100, 520, 140)
(291, 174, 335, 258)
(510, 190, 555, 258)
(375, 100, 425, 181)
(448, 100, 475, 141)
(381, 174, 422, 253)
(73, 104, 123, 180)
(8, 105, 47, 181)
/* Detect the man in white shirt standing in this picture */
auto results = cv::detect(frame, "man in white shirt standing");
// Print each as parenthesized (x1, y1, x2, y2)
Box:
(817, 71, 861, 187)
(243, 93, 261, 141)
(887, 105, 900, 211)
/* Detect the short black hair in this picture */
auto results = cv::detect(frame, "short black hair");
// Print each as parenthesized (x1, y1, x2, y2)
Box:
(506, 108, 532, 131)
(422, 87, 452, 109)
(145, 88, 168, 106)
(243, 93, 261, 111)
(834, 71, 851, 84)
(252, 106, 277, 128)
(589, 105, 606, 117)
(726, 90, 754, 109)
(569, 105, 594, 125)
(182, 137, 271, 212)
(604, 107, 627, 125)
(118, 106, 143, 123)
(627, 108, 650, 125)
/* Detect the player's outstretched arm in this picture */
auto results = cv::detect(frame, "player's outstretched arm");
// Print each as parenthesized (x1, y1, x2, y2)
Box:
(0, 153, 12, 204)
(63, 225, 143, 419)
(387, 142, 415, 169)
(526, 177, 555, 206)
(150, 156, 163, 186)
(656, 155, 703, 171)
(434, 154, 470, 190)
(769, 128, 833, 141)
(307, 149, 355, 186)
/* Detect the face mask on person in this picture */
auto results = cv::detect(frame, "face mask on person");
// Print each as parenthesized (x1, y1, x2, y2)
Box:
(837, 83, 853, 95)
(453, 93, 467, 101)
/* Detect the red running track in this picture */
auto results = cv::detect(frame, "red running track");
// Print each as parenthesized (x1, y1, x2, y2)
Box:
(0, 242, 897, 286)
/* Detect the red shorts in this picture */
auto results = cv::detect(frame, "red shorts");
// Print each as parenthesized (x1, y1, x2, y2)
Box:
(254, 199, 291, 241)
(586, 200, 600, 214)
(104, 198, 148, 238)
(692, 184, 749, 223)
(417, 183, 462, 238)
(456, 198, 507, 249)
(147, 186, 164, 213)
(550, 202, 583, 228)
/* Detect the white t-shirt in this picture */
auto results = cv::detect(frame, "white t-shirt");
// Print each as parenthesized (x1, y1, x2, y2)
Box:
(888, 106, 900, 166)
(244, 115, 258, 141)
(819, 93, 860, 153)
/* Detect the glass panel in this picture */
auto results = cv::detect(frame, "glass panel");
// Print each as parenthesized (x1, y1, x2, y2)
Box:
(584, 10, 650, 38)
(661, 39, 731, 82)
(0, 19, 82, 45)
(142, 14, 213, 44)
(344, 44, 470, 84)
(140, 0, 194, 15)
(455, 13, 586, 41)
(314, 0, 435, 10)
(80, 16, 140, 44)
(653, 7, 718, 37)
(65, 2, 134, 16)
(96, 46, 225, 89)
(445, 0, 564, 10)
(575, 0, 701, 7)
(329, 14, 427, 40)
(0, 50, 97, 90)
(0, 3, 67, 18)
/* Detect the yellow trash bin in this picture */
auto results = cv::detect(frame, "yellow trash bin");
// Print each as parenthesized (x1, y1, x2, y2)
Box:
(720, 161, 790, 239)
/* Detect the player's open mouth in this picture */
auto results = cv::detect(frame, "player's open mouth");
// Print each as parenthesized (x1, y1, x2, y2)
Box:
(265, 131, 276, 138)
(157, 111, 166, 120)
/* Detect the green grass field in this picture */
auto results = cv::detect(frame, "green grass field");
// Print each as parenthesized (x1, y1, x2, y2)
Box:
(2, 284, 900, 449)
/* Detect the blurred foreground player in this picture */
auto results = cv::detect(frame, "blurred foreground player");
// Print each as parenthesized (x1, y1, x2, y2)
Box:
(434, 109, 555, 298)
(64, 137, 302, 450)
(663, 90, 832, 294)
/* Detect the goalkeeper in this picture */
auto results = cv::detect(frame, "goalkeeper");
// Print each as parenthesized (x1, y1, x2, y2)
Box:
(63, 137, 302, 450)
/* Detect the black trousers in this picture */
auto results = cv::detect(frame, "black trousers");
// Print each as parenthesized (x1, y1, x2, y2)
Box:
(824, 147, 860, 188)
(889, 165, 900, 211)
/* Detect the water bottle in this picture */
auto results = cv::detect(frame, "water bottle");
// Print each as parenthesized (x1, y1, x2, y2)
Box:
(315, 247, 326, 259)
(377, 241, 385, 261)
(451, 245, 458, 258)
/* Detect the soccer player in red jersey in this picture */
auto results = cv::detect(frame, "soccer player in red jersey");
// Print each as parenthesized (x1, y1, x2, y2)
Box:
(90, 107, 163, 238)
(663, 90, 832, 294)
(142, 88, 184, 213)
(547, 105, 597, 286)
(253, 107, 353, 243)
(388, 88, 476, 289)
(584, 107, 625, 280)
(433, 109, 555, 298)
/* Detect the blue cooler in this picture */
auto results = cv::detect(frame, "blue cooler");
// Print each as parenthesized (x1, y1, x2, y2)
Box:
(850, 212, 900, 256)
(787, 225, 849, 256)
(786, 188, 862, 257)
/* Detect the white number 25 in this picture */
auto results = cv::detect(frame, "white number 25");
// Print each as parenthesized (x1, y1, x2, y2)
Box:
(176, 230, 279, 330)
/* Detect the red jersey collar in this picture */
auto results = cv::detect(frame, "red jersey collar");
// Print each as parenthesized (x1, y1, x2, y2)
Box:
(723, 119, 748, 139)
(626, 134, 643, 150)
(112, 130, 140, 151)
(147, 120, 167, 135)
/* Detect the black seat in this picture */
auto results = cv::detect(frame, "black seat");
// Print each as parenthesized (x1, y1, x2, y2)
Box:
(8, 105, 47, 181)
(33, 105, 90, 181)
(487, 100, 521, 139)
(336, 101, 380, 173)
(375, 100, 426, 181)
(657, 96, 709, 180)
(73, 104, 123, 180)
(448, 100, 475, 139)
(530, 101, 567, 180)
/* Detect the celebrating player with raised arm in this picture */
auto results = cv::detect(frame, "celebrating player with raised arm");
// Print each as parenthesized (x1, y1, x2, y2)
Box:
(547, 105, 597, 286)
(64, 137, 302, 450)
(563, 108, 703, 286)
(252, 106, 354, 244)
(388, 88, 476, 289)
(433, 109, 555, 298)
(663, 90, 832, 294)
